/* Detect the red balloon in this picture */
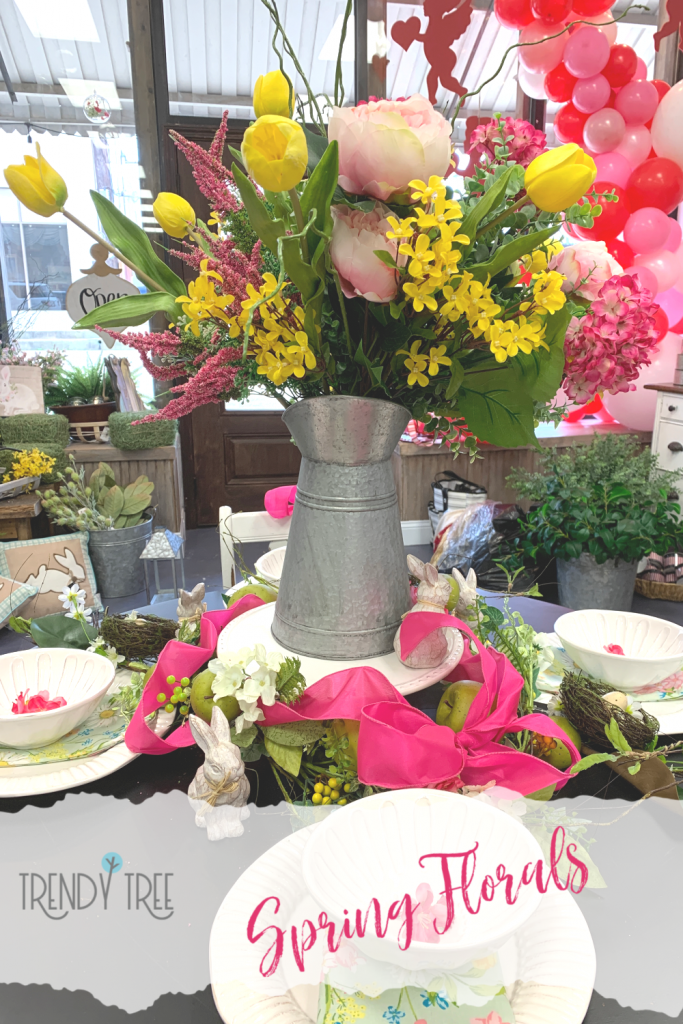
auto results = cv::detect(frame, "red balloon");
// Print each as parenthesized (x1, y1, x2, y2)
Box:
(531, 0, 572, 23)
(626, 158, 683, 214)
(544, 63, 577, 103)
(494, 0, 534, 29)
(653, 306, 670, 342)
(607, 238, 634, 267)
(672, 316, 683, 334)
(571, 0, 614, 14)
(554, 101, 589, 144)
(575, 181, 631, 241)
(602, 44, 637, 88)
(651, 79, 671, 102)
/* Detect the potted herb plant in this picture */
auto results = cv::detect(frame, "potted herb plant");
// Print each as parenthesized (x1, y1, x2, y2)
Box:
(39, 458, 154, 599)
(508, 433, 683, 610)
(44, 359, 116, 441)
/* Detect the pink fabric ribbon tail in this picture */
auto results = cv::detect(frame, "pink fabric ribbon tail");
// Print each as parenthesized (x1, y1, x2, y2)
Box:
(264, 485, 297, 518)
(124, 594, 265, 755)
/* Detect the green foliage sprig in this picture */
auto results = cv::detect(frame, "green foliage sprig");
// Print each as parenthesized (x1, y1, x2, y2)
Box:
(39, 456, 154, 531)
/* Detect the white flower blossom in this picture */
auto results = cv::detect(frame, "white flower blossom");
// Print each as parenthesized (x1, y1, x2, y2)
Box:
(207, 644, 286, 734)
(86, 637, 124, 665)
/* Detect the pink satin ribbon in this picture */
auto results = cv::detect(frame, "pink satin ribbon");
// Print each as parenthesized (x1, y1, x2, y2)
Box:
(264, 485, 297, 518)
(125, 602, 580, 796)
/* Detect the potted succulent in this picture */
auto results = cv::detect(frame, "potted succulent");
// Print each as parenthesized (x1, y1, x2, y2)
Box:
(39, 458, 155, 599)
(508, 434, 683, 611)
(44, 360, 116, 441)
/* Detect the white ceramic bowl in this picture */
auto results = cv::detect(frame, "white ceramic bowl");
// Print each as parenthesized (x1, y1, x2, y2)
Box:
(254, 545, 286, 583)
(302, 788, 544, 969)
(554, 609, 683, 691)
(0, 648, 115, 749)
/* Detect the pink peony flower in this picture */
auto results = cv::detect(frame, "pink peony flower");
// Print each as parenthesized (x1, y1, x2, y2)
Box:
(562, 273, 660, 403)
(468, 117, 546, 169)
(549, 240, 622, 303)
(330, 203, 401, 303)
(328, 95, 452, 201)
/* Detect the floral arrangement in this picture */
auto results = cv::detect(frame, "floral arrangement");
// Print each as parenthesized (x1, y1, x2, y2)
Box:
(208, 643, 305, 734)
(3, 0, 613, 452)
(2, 447, 55, 484)
(39, 458, 154, 531)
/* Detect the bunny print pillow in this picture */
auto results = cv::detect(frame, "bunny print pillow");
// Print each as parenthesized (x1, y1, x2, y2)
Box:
(0, 532, 101, 617)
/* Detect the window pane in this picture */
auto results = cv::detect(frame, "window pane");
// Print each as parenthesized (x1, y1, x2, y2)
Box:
(23, 224, 71, 311)
(1, 224, 27, 312)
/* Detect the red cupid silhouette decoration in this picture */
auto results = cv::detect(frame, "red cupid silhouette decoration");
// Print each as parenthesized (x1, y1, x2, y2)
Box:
(654, 0, 683, 53)
(391, 0, 474, 105)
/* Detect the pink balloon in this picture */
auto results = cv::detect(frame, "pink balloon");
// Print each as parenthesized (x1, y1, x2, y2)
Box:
(624, 207, 672, 254)
(614, 125, 652, 168)
(593, 151, 633, 188)
(576, 12, 618, 45)
(519, 21, 568, 74)
(572, 73, 611, 113)
(656, 287, 683, 326)
(665, 219, 682, 252)
(519, 66, 548, 100)
(602, 332, 680, 430)
(563, 26, 610, 78)
(583, 109, 626, 154)
(633, 57, 648, 80)
(614, 80, 659, 126)
(624, 264, 659, 294)
(634, 249, 680, 293)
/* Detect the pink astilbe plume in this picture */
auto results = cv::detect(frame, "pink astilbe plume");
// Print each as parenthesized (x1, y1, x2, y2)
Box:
(103, 329, 184, 380)
(563, 273, 660, 404)
(170, 237, 263, 305)
(133, 347, 244, 423)
(169, 112, 241, 217)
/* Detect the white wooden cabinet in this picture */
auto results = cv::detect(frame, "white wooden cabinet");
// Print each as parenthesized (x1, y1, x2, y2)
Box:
(651, 388, 683, 476)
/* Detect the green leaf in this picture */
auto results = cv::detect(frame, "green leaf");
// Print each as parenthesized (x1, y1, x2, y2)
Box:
(459, 167, 515, 252)
(605, 717, 632, 754)
(468, 227, 557, 283)
(628, 762, 642, 775)
(262, 721, 326, 746)
(228, 144, 246, 171)
(72, 292, 179, 330)
(445, 358, 465, 401)
(303, 126, 329, 175)
(232, 164, 288, 257)
(373, 249, 397, 269)
(458, 361, 537, 448)
(233, 724, 258, 748)
(570, 752, 618, 774)
(89, 191, 186, 297)
(30, 613, 98, 650)
(300, 140, 338, 248)
(263, 735, 303, 775)
(8, 615, 32, 635)
(102, 486, 125, 520)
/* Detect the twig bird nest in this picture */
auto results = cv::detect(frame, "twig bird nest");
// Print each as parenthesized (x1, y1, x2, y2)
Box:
(100, 613, 178, 661)
(559, 671, 659, 752)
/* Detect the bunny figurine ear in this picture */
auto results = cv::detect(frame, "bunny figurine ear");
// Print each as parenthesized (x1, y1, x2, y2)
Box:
(189, 713, 215, 755)
(210, 705, 234, 745)
(191, 582, 205, 602)
(407, 554, 426, 580)
(424, 562, 439, 585)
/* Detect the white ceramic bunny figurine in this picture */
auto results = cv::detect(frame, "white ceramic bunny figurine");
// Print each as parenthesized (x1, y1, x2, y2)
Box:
(393, 554, 453, 668)
(452, 567, 481, 625)
(187, 706, 250, 840)
(177, 582, 207, 622)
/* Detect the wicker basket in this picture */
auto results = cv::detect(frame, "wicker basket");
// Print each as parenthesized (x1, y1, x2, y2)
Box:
(635, 577, 683, 602)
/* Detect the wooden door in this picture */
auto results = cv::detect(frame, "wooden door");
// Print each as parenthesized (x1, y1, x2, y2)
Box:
(163, 120, 301, 525)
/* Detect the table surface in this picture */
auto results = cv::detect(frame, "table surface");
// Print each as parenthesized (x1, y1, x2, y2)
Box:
(0, 588, 676, 1024)
(0, 491, 41, 519)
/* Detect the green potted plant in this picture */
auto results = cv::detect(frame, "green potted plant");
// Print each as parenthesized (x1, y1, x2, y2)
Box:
(39, 458, 155, 599)
(508, 433, 683, 610)
(44, 360, 116, 441)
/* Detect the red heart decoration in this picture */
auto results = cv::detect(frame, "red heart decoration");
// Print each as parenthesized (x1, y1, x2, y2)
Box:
(391, 17, 421, 52)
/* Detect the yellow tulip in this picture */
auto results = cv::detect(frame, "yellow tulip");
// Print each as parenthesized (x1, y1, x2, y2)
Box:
(152, 192, 196, 238)
(4, 143, 67, 217)
(524, 144, 597, 214)
(253, 69, 294, 119)
(241, 115, 308, 193)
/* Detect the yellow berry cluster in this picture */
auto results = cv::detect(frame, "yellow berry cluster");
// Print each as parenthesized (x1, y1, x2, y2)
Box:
(311, 777, 350, 806)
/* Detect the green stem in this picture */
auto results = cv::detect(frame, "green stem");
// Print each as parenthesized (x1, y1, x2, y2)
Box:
(62, 209, 164, 293)
(330, 262, 353, 358)
(403, 987, 419, 1021)
(288, 188, 309, 262)
(475, 195, 530, 240)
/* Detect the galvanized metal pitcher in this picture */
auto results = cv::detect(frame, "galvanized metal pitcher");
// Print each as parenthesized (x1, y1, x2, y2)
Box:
(271, 395, 411, 660)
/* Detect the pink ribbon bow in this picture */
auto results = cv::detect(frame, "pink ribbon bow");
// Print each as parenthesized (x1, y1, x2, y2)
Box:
(264, 485, 297, 518)
(125, 601, 580, 796)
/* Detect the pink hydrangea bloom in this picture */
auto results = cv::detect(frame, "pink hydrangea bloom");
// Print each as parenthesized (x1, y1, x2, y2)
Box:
(562, 273, 660, 404)
(549, 240, 623, 303)
(330, 203, 402, 303)
(328, 95, 452, 201)
(467, 117, 546, 169)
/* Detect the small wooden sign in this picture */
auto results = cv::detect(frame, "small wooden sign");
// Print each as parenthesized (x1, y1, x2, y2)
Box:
(65, 243, 140, 348)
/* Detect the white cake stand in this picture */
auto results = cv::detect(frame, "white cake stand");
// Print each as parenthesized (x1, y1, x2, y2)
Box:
(216, 603, 464, 696)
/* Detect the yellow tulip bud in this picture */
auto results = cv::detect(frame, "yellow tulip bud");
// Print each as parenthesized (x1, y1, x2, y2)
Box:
(524, 144, 597, 214)
(241, 115, 308, 193)
(4, 143, 67, 218)
(152, 192, 197, 238)
(253, 69, 295, 119)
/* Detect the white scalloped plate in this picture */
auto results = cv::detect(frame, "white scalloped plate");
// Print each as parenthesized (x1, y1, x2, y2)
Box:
(210, 826, 596, 1024)
(0, 709, 175, 798)
(217, 603, 464, 696)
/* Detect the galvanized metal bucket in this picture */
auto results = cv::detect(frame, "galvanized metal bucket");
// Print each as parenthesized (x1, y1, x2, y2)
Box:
(557, 552, 637, 611)
(271, 395, 411, 660)
(87, 516, 154, 600)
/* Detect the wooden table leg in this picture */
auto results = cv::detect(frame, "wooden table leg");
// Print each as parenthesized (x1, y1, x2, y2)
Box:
(15, 520, 32, 540)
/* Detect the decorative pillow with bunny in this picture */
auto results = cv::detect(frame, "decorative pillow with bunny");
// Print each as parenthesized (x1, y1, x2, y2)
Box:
(0, 532, 101, 617)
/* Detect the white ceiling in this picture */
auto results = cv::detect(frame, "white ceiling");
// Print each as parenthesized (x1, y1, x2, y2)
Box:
(0, 0, 659, 138)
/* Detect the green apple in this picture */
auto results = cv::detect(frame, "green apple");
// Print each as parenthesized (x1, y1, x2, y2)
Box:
(440, 574, 460, 612)
(190, 669, 239, 724)
(226, 582, 278, 608)
(533, 716, 582, 771)
(436, 680, 482, 733)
